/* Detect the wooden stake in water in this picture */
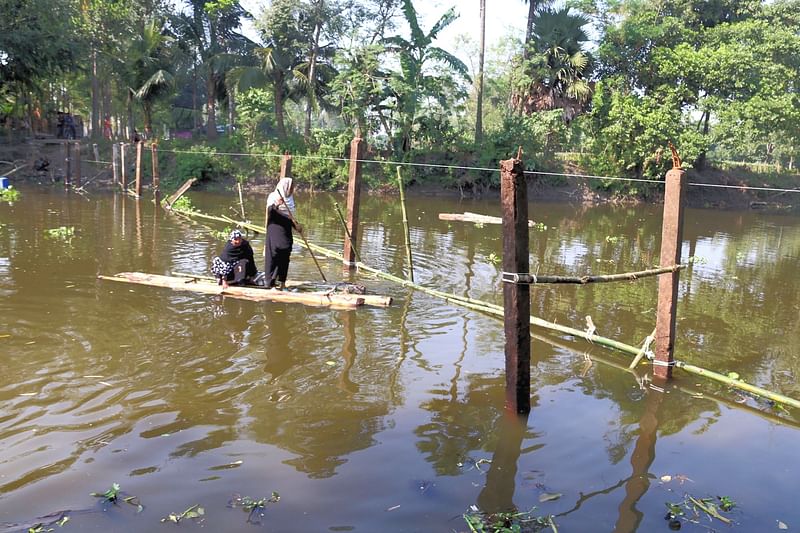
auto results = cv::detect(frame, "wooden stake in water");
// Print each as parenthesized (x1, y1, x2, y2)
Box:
(396, 166, 414, 282)
(73, 142, 81, 188)
(237, 181, 246, 219)
(134, 141, 143, 197)
(112, 143, 119, 188)
(151, 142, 160, 202)
(343, 138, 364, 268)
(120, 143, 127, 191)
(500, 156, 531, 414)
(655, 166, 687, 379)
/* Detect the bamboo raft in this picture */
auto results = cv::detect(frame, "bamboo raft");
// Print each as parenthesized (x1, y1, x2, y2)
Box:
(98, 272, 392, 310)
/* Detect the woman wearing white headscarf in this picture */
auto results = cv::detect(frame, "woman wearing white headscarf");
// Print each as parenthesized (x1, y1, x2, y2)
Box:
(264, 177, 302, 290)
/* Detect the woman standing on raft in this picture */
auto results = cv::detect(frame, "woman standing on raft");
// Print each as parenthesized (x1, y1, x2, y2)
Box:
(265, 178, 302, 290)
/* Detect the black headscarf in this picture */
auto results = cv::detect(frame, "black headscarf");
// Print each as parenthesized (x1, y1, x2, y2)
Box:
(219, 237, 255, 263)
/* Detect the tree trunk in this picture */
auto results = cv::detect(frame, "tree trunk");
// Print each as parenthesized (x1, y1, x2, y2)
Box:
(91, 48, 100, 139)
(206, 64, 218, 141)
(192, 62, 199, 130)
(524, 1, 537, 60)
(274, 73, 287, 140)
(228, 88, 236, 133)
(304, 3, 324, 140)
(127, 90, 135, 141)
(143, 103, 153, 139)
(475, 0, 486, 144)
(696, 110, 711, 169)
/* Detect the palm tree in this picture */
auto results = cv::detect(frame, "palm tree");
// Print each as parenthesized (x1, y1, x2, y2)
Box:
(383, 0, 470, 154)
(512, 5, 593, 122)
(172, 0, 250, 141)
(122, 19, 175, 138)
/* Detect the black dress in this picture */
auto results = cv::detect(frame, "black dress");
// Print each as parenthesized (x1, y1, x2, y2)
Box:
(213, 238, 257, 284)
(264, 205, 294, 287)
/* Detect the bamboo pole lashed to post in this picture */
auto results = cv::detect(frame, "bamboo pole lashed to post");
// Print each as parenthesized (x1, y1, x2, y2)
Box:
(396, 166, 415, 282)
(503, 264, 687, 285)
(500, 156, 531, 415)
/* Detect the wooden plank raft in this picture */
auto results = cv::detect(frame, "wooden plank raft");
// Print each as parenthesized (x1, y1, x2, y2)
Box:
(99, 272, 392, 310)
(439, 211, 539, 228)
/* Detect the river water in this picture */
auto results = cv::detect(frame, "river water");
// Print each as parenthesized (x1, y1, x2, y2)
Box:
(1, 185, 798, 532)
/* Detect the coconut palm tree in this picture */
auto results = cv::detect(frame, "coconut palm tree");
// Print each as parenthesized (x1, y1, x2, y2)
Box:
(122, 18, 175, 138)
(512, 5, 593, 122)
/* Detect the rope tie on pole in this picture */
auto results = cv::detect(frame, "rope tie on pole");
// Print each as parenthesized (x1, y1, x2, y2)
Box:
(501, 272, 536, 284)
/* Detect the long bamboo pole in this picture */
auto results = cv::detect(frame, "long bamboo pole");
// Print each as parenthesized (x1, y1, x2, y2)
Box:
(505, 265, 687, 285)
(166, 205, 800, 411)
(333, 201, 361, 263)
(396, 166, 415, 282)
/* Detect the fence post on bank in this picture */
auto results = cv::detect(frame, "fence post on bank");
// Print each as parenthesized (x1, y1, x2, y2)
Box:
(151, 142, 160, 203)
(73, 142, 81, 188)
(134, 141, 143, 197)
(112, 143, 120, 189)
(63, 142, 71, 188)
(500, 156, 531, 414)
(120, 143, 127, 192)
(654, 165, 687, 379)
(343, 137, 364, 269)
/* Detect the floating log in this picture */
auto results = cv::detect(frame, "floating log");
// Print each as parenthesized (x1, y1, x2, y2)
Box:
(98, 272, 390, 310)
(439, 211, 539, 228)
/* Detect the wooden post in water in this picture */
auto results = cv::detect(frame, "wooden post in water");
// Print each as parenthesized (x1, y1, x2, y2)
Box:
(280, 151, 292, 179)
(500, 157, 531, 414)
(343, 137, 364, 269)
(73, 142, 81, 188)
(654, 167, 687, 379)
(134, 141, 143, 197)
(92, 143, 100, 163)
(120, 143, 127, 191)
(64, 142, 71, 187)
(112, 143, 120, 189)
(151, 142, 160, 202)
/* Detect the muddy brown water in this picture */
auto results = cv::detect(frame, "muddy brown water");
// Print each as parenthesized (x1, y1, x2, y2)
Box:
(1, 185, 798, 532)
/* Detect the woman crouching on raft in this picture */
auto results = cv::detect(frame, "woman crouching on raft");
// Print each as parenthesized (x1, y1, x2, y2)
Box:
(211, 229, 257, 289)
(265, 177, 302, 290)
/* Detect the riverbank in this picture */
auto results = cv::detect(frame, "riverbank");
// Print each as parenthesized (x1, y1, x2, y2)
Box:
(2, 137, 797, 212)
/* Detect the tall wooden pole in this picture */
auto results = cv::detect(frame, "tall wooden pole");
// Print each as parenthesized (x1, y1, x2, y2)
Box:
(73, 142, 81, 188)
(111, 143, 119, 189)
(151, 142, 160, 202)
(134, 141, 143, 197)
(343, 137, 364, 268)
(500, 157, 531, 414)
(654, 167, 687, 379)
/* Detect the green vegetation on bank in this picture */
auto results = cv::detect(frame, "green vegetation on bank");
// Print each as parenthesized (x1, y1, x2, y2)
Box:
(1, 0, 798, 194)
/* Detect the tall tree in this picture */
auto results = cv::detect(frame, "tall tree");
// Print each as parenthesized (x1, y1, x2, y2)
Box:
(512, 6, 592, 122)
(173, 0, 250, 141)
(383, 0, 470, 154)
(474, 0, 486, 144)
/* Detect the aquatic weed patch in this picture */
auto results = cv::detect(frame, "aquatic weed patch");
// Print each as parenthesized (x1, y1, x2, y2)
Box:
(463, 506, 558, 532)
(228, 492, 280, 524)
(664, 493, 737, 529)
(90, 482, 143, 512)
